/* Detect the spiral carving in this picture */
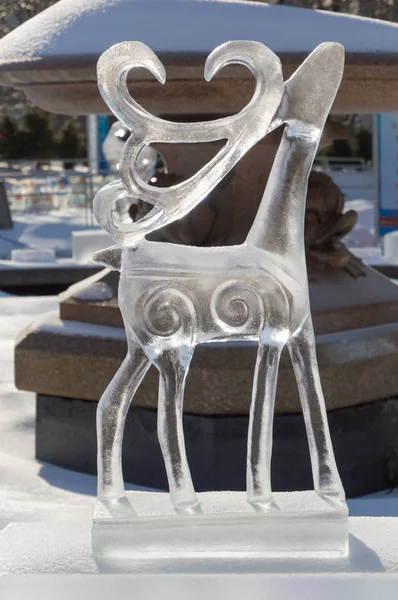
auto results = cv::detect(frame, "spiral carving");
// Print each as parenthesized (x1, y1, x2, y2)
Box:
(143, 287, 197, 339)
(211, 281, 264, 331)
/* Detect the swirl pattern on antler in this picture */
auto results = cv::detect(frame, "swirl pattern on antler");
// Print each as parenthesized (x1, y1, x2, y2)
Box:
(93, 41, 284, 245)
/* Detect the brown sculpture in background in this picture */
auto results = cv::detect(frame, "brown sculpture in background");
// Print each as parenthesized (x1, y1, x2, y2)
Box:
(304, 172, 364, 279)
(140, 168, 363, 279)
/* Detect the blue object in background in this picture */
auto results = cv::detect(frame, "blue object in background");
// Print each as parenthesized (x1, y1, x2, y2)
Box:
(97, 115, 109, 171)
(377, 113, 398, 237)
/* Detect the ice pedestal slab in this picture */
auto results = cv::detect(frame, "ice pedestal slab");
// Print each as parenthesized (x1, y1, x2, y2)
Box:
(92, 490, 348, 566)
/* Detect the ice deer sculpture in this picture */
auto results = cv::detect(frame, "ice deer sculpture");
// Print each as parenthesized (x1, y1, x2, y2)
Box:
(93, 40, 346, 517)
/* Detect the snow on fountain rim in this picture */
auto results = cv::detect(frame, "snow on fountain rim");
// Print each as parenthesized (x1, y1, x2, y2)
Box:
(1, 0, 398, 71)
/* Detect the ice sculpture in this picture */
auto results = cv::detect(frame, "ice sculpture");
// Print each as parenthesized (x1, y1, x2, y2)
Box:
(92, 40, 348, 563)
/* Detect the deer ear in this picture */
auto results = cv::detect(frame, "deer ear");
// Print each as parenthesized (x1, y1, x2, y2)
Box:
(281, 42, 345, 129)
(93, 246, 122, 271)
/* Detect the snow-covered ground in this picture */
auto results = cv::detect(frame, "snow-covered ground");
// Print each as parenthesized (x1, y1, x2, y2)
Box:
(0, 208, 99, 260)
(0, 292, 155, 529)
(0, 292, 96, 528)
(0, 290, 397, 530)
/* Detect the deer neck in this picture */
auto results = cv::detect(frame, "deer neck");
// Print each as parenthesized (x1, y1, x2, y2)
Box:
(246, 125, 320, 276)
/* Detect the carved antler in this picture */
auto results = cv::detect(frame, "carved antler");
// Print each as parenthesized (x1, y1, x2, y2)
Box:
(94, 41, 284, 245)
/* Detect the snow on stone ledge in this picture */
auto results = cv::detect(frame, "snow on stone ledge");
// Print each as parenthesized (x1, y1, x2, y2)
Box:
(1, 0, 398, 69)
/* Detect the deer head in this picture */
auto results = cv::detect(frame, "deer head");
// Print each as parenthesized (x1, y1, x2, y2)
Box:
(93, 40, 284, 246)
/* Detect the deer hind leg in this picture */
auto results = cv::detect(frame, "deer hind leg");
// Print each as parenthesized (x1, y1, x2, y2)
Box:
(97, 336, 150, 516)
(247, 329, 285, 512)
(288, 317, 345, 506)
(153, 346, 201, 516)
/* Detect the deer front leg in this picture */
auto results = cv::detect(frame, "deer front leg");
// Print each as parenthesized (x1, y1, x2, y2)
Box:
(288, 317, 345, 505)
(247, 333, 284, 512)
(97, 339, 150, 516)
(154, 346, 201, 516)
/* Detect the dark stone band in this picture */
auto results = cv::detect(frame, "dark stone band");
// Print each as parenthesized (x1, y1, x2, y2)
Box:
(36, 394, 398, 498)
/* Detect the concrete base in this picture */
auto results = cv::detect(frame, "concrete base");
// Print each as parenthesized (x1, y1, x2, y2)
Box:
(1, 517, 398, 599)
(36, 394, 398, 497)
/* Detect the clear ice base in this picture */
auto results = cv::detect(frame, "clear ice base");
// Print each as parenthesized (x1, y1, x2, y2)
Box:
(92, 490, 348, 569)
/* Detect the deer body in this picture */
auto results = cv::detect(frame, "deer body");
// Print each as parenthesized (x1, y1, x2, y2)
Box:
(120, 242, 299, 339)
(94, 40, 346, 518)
